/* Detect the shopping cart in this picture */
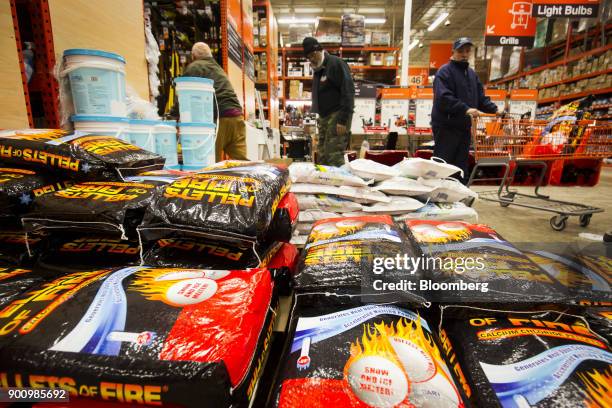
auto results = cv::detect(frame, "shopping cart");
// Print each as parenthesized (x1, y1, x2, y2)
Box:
(468, 113, 612, 231)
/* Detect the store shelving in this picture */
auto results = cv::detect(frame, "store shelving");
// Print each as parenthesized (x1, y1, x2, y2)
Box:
(537, 87, 612, 105)
(537, 68, 612, 90)
(253, 0, 279, 127)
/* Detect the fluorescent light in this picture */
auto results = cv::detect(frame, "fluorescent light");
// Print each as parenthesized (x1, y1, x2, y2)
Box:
(365, 18, 386, 24)
(278, 17, 316, 24)
(427, 12, 449, 32)
(342, 8, 357, 13)
(408, 39, 419, 51)
(294, 8, 323, 13)
(358, 7, 386, 14)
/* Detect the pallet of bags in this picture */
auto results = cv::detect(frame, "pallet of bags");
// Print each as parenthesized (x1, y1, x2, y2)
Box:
(438, 306, 612, 407)
(267, 293, 467, 407)
(0, 129, 164, 180)
(402, 220, 566, 305)
(0, 266, 47, 307)
(0, 266, 278, 408)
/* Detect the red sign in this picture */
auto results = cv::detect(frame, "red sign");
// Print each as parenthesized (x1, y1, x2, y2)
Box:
(485, 0, 537, 47)
(416, 88, 434, 99)
(408, 66, 429, 86)
(485, 89, 508, 100)
(510, 89, 539, 100)
(380, 87, 415, 99)
(532, 0, 600, 17)
(429, 42, 453, 70)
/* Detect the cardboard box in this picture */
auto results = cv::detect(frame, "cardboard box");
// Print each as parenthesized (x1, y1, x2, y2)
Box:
(341, 14, 365, 46)
(315, 17, 342, 44)
(369, 52, 385, 66)
(371, 30, 390, 46)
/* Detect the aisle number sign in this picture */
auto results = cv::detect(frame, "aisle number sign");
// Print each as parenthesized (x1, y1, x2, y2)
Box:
(485, 89, 508, 113)
(408, 66, 429, 86)
(532, 0, 600, 17)
(380, 88, 413, 135)
(485, 0, 537, 47)
(509, 89, 538, 119)
(415, 88, 434, 129)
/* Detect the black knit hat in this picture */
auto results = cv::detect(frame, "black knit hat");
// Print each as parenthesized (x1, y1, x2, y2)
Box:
(302, 37, 322, 56)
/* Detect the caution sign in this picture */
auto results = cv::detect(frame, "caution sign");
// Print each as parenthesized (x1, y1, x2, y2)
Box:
(532, 0, 600, 17)
(485, 0, 537, 47)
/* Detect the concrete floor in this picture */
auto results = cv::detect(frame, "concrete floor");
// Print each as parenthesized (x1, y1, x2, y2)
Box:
(471, 166, 612, 243)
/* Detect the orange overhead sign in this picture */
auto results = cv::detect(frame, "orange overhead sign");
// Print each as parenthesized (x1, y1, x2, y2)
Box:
(510, 89, 539, 100)
(485, 89, 508, 100)
(408, 66, 429, 86)
(532, 0, 600, 17)
(429, 42, 453, 70)
(485, 0, 537, 47)
(381, 87, 415, 99)
(416, 88, 434, 99)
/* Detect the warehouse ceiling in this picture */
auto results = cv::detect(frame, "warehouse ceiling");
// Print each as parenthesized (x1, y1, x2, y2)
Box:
(271, 0, 488, 65)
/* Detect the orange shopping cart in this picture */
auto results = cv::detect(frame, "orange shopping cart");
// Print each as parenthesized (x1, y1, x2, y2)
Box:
(467, 113, 612, 231)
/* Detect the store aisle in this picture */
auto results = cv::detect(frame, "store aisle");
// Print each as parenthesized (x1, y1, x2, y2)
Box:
(473, 166, 612, 243)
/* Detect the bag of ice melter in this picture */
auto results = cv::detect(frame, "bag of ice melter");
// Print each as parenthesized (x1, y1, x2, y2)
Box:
(35, 234, 141, 274)
(394, 202, 478, 223)
(0, 167, 72, 225)
(289, 162, 367, 186)
(583, 308, 612, 342)
(0, 129, 165, 180)
(0, 267, 46, 307)
(524, 250, 611, 305)
(346, 159, 400, 181)
(267, 192, 299, 243)
(124, 168, 192, 184)
(22, 181, 158, 240)
(404, 220, 565, 304)
(298, 209, 340, 223)
(362, 196, 425, 215)
(141, 234, 283, 270)
(373, 177, 435, 196)
(393, 157, 463, 180)
(438, 306, 612, 408)
(271, 299, 465, 408)
(294, 215, 424, 303)
(0, 229, 45, 267)
(268, 243, 300, 296)
(0, 266, 277, 408)
(296, 194, 364, 213)
(416, 177, 478, 203)
(537, 96, 593, 155)
(140, 162, 291, 247)
(291, 183, 390, 204)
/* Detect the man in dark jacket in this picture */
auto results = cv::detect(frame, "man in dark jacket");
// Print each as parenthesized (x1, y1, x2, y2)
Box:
(303, 37, 355, 166)
(183, 42, 247, 161)
(432, 37, 498, 184)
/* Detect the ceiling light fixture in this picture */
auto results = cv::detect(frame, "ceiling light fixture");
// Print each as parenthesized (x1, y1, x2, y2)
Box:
(427, 12, 449, 32)
(408, 39, 419, 51)
(278, 17, 316, 24)
(364, 18, 386, 24)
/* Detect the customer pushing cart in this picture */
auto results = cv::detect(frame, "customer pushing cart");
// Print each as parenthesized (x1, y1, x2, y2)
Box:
(468, 113, 611, 231)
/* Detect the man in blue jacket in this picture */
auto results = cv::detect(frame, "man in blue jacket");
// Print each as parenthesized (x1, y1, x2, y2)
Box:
(432, 37, 498, 184)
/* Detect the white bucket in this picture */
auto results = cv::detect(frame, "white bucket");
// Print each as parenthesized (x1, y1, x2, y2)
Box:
(175, 77, 215, 123)
(71, 115, 130, 142)
(129, 119, 158, 153)
(179, 122, 217, 170)
(154, 121, 179, 169)
(62, 49, 127, 116)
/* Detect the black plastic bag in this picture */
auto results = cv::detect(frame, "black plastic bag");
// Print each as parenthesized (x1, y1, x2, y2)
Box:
(0, 267, 45, 307)
(0, 129, 164, 180)
(0, 229, 45, 267)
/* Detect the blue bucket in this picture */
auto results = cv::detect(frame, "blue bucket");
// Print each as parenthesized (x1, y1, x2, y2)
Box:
(179, 122, 217, 170)
(154, 121, 180, 169)
(71, 115, 130, 142)
(63, 49, 127, 116)
(175, 77, 215, 123)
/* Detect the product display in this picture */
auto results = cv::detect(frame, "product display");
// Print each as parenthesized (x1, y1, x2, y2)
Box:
(289, 162, 367, 187)
(0, 267, 45, 306)
(0, 266, 276, 407)
(439, 307, 612, 408)
(394, 202, 478, 223)
(0, 129, 164, 180)
(0, 229, 45, 267)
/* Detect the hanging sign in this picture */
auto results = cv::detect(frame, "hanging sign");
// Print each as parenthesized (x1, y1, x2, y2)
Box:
(408, 66, 429, 86)
(509, 89, 538, 119)
(380, 88, 413, 135)
(532, 0, 600, 18)
(485, 0, 537, 47)
(414, 88, 434, 129)
(429, 42, 453, 71)
(486, 89, 508, 112)
(351, 84, 378, 134)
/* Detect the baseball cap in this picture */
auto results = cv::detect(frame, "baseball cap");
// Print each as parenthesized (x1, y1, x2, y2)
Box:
(453, 37, 474, 50)
(302, 37, 322, 56)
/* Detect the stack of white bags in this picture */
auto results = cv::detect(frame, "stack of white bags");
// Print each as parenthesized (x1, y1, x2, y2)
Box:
(289, 157, 479, 245)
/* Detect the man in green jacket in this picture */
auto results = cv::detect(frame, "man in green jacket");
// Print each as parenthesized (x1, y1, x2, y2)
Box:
(303, 37, 355, 166)
(182, 42, 247, 161)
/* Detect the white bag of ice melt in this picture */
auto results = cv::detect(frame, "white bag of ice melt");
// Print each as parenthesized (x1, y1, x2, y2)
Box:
(373, 177, 435, 196)
(295, 194, 364, 213)
(297, 222, 314, 235)
(362, 196, 425, 215)
(336, 185, 391, 204)
(298, 209, 341, 223)
(347, 159, 400, 181)
(417, 177, 478, 203)
(291, 183, 338, 195)
(393, 202, 478, 223)
(393, 157, 463, 179)
(289, 162, 367, 186)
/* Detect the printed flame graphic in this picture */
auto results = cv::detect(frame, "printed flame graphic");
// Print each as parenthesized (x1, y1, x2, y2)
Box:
(310, 222, 364, 243)
(129, 268, 213, 307)
(578, 367, 612, 408)
(411, 224, 471, 245)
